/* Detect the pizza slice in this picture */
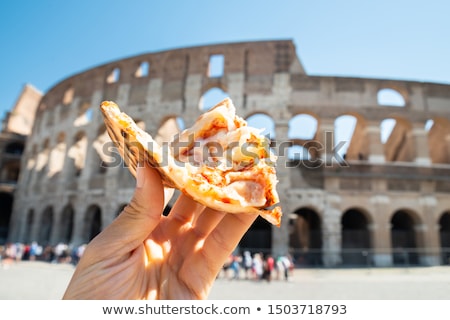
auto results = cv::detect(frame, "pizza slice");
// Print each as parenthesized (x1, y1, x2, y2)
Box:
(100, 98, 282, 226)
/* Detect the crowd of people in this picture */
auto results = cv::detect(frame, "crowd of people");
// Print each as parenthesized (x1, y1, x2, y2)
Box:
(1, 242, 295, 282)
(0, 241, 86, 267)
(220, 250, 295, 282)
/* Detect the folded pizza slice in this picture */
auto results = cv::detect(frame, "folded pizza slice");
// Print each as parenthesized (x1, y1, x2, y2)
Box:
(100, 98, 282, 226)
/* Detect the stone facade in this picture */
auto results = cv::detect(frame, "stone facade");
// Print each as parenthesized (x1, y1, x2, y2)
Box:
(8, 40, 450, 267)
(1, 84, 41, 243)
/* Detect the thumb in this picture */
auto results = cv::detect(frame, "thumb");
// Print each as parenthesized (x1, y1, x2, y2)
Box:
(92, 163, 165, 253)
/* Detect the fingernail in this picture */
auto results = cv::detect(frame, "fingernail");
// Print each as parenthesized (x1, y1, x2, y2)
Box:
(136, 165, 145, 188)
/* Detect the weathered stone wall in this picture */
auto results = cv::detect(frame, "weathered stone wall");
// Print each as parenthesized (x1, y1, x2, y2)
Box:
(9, 40, 450, 267)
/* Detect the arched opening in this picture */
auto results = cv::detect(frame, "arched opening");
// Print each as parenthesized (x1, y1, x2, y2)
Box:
(199, 87, 229, 112)
(426, 118, 450, 164)
(35, 139, 50, 180)
(92, 125, 112, 173)
(288, 114, 318, 160)
(68, 131, 88, 177)
(0, 192, 13, 244)
(334, 115, 358, 160)
(74, 102, 93, 126)
(4, 142, 24, 155)
(239, 216, 272, 254)
(246, 113, 276, 141)
(208, 54, 225, 78)
(63, 86, 74, 105)
(377, 88, 406, 107)
(380, 118, 396, 144)
(83, 205, 102, 243)
(60, 205, 74, 244)
(439, 212, 450, 265)
(341, 209, 371, 266)
(39, 206, 53, 246)
(287, 145, 311, 160)
(0, 161, 20, 182)
(155, 116, 184, 145)
(391, 210, 419, 265)
(106, 67, 120, 84)
(381, 117, 412, 162)
(24, 209, 34, 244)
(135, 61, 149, 78)
(48, 132, 66, 178)
(289, 208, 322, 266)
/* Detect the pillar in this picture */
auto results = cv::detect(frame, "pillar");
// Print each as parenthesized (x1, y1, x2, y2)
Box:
(271, 119, 291, 257)
(317, 118, 336, 166)
(411, 123, 431, 165)
(418, 196, 441, 265)
(366, 121, 386, 164)
(370, 195, 392, 266)
(321, 195, 342, 267)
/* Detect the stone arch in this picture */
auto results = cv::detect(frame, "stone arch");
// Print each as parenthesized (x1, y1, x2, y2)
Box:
(24, 209, 34, 244)
(62, 85, 74, 105)
(334, 112, 367, 161)
(381, 116, 414, 162)
(47, 132, 66, 178)
(207, 54, 225, 78)
(38, 206, 54, 246)
(0, 160, 20, 182)
(82, 204, 102, 243)
(289, 207, 322, 266)
(0, 192, 13, 244)
(438, 212, 450, 264)
(155, 115, 185, 145)
(4, 141, 24, 155)
(74, 101, 93, 127)
(341, 207, 372, 266)
(199, 87, 229, 111)
(59, 204, 74, 244)
(288, 113, 318, 160)
(106, 67, 121, 84)
(67, 131, 88, 177)
(35, 138, 50, 180)
(245, 112, 276, 140)
(239, 216, 272, 254)
(134, 61, 149, 78)
(377, 86, 407, 107)
(390, 209, 422, 265)
(92, 124, 112, 173)
(426, 117, 450, 164)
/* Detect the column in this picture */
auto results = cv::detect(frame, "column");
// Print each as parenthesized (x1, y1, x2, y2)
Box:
(317, 118, 335, 166)
(321, 195, 342, 267)
(366, 121, 385, 164)
(411, 123, 431, 165)
(370, 195, 392, 266)
(371, 222, 393, 267)
(271, 120, 291, 257)
(418, 196, 440, 265)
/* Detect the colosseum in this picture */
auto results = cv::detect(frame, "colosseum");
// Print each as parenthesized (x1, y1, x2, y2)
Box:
(7, 39, 450, 267)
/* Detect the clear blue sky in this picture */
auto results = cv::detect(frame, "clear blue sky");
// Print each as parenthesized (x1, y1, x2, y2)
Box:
(1, 0, 449, 120)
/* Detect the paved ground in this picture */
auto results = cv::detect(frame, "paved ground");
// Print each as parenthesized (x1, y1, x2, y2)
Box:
(1, 260, 450, 300)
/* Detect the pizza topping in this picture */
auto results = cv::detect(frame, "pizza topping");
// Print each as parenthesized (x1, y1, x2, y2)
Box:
(100, 98, 282, 226)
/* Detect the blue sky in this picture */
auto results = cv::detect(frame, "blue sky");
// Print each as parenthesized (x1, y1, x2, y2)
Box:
(1, 0, 449, 122)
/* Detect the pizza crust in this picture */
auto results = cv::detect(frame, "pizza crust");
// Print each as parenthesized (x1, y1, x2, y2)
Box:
(100, 98, 282, 226)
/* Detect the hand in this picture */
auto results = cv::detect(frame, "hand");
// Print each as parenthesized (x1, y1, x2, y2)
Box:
(63, 163, 258, 299)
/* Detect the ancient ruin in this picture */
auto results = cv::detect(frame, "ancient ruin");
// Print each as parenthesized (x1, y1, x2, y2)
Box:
(7, 40, 450, 267)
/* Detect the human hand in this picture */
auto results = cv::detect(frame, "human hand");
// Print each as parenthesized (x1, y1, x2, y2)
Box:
(63, 163, 258, 299)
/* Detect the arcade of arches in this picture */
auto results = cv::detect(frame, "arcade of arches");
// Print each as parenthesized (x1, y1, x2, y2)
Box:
(287, 207, 450, 267)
